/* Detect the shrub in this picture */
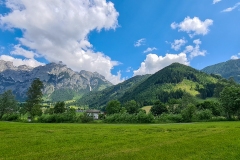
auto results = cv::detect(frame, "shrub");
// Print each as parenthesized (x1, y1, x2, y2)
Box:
(98, 113, 105, 120)
(157, 113, 183, 123)
(38, 112, 77, 123)
(181, 103, 196, 122)
(78, 113, 93, 123)
(136, 112, 154, 123)
(1, 113, 19, 121)
(195, 109, 213, 121)
(103, 113, 154, 123)
(38, 114, 56, 123)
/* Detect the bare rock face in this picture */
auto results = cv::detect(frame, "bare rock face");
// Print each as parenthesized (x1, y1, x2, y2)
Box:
(0, 60, 112, 101)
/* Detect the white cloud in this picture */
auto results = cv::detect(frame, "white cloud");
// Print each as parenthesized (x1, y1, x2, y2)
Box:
(222, 2, 240, 12)
(0, 55, 44, 67)
(0, 0, 123, 84)
(171, 17, 213, 37)
(143, 47, 157, 53)
(185, 39, 206, 59)
(133, 53, 189, 76)
(10, 45, 37, 59)
(134, 38, 146, 47)
(230, 53, 240, 60)
(231, 55, 239, 60)
(126, 67, 132, 73)
(170, 22, 178, 30)
(171, 38, 187, 51)
(213, 0, 221, 4)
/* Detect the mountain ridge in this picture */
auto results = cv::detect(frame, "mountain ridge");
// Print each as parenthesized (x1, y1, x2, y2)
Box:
(78, 62, 223, 108)
(0, 60, 112, 101)
(201, 59, 240, 83)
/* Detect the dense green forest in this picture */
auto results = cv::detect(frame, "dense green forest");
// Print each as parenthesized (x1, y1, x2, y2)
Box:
(50, 89, 75, 102)
(78, 63, 230, 108)
(202, 59, 240, 83)
(77, 74, 150, 107)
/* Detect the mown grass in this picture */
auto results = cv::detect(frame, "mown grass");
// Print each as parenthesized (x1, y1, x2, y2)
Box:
(1, 122, 240, 160)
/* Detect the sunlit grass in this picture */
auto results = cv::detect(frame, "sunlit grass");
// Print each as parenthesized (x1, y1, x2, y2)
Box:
(174, 79, 199, 96)
(142, 106, 152, 114)
(1, 122, 240, 160)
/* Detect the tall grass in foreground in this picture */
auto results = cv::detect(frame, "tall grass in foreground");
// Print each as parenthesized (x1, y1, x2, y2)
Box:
(0, 122, 240, 160)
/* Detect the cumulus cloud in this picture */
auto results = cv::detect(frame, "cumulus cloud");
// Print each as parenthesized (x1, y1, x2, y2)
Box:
(213, 0, 221, 4)
(231, 55, 239, 60)
(171, 17, 213, 37)
(171, 38, 187, 51)
(0, 55, 44, 67)
(10, 45, 38, 59)
(230, 53, 240, 60)
(185, 39, 206, 59)
(0, 0, 123, 84)
(222, 2, 240, 12)
(134, 38, 146, 47)
(133, 53, 189, 76)
(143, 47, 157, 53)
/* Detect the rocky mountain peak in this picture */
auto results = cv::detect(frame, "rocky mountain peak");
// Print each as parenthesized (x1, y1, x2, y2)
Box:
(0, 60, 15, 72)
(0, 60, 112, 101)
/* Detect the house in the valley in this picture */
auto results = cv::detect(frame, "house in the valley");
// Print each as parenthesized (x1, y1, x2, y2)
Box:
(86, 109, 101, 120)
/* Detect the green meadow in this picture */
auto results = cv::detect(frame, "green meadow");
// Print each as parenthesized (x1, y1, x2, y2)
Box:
(1, 122, 240, 160)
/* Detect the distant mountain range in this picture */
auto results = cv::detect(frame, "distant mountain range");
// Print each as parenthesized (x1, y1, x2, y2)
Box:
(1, 59, 238, 104)
(201, 59, 240, 83)
(0, 60, 112, 101)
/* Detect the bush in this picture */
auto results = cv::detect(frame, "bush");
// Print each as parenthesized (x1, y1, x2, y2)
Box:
(98, 113, 105, 120)
(38, 112, 77, 123)
(195, 109, 213, 121)
(156, 113, 183, 123)
(181, 104, 196, 122)
(136, 112, 154, 123)
(77, 113, 93, 123)
(1, 113, 19, 121)
(103, 113, 154, 123)
(38, 114, 56, 123)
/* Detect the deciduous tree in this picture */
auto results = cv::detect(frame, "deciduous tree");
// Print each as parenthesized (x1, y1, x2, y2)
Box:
(150, 100, 167, 116)
(124, 100, 139, 114)
(220, 86, 240, 119)
(106, 100, 121, 115)
(54, 101, 66, 114)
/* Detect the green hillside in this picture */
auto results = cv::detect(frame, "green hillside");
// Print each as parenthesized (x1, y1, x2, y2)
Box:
(120, 63, 219, 105)
(77, 74, 150, 107)
(201, 59, 240, 83)
(78, 63, 232, 108)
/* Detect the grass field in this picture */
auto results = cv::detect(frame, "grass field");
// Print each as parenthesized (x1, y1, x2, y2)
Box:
(1, 122, 240, 160)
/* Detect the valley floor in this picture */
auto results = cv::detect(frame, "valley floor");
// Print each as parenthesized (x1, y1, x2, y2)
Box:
(0, 122, 240, 160)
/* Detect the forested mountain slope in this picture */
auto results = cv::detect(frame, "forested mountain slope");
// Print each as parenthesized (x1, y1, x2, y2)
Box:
(79, 63, 228, 108)
(202, 59, 240, 83)
(77, 74, 150, 107)
(120, 63, 219, 105)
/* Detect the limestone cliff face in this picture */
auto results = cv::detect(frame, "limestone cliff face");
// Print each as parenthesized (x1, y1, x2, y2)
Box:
(0, 60, 112, 101)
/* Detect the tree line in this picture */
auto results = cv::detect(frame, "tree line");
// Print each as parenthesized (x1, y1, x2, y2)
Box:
(1, 78, 240, 123)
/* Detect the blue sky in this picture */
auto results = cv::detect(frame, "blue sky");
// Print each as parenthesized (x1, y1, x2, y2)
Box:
(0, 0, 240, 84)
